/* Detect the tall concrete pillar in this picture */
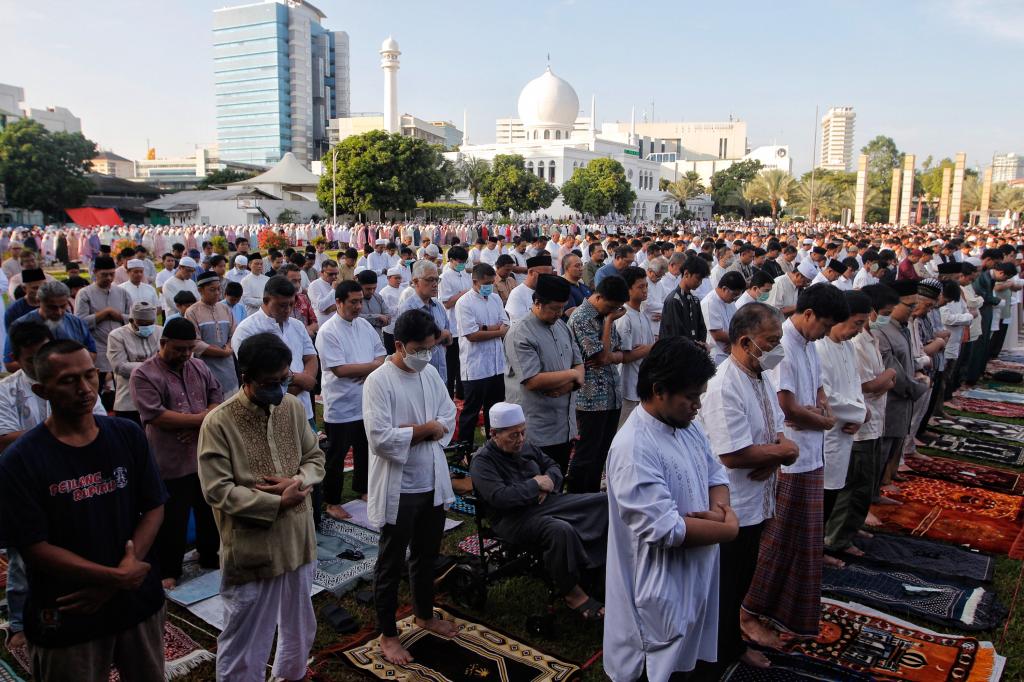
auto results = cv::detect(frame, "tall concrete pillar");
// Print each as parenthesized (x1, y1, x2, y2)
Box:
(949, 152, 967, 226)
(898, 154, 915, 226)
(938, 166, 952, 226)
(853, 153, 867, 225)
(888, 167, 902, 225)
(979, 167, 993, 228)
(380, 37, 401, 134)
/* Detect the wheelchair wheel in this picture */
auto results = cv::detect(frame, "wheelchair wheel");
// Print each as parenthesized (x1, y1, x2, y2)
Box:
(448, 563, 487, 610)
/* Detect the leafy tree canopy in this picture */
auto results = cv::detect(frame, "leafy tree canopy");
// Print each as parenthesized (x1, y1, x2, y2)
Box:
(560, 157, 635, 218)
(710, 159, 763, 211)
(196, 168, 257, 189)
(479, 154, 559, 216)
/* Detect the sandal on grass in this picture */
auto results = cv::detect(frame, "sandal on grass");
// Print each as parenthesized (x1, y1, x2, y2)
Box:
(572, 596, 605, 621)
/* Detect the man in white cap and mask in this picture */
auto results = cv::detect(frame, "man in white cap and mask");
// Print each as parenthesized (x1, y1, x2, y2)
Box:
(226, 254, 249, 284)
(470, 401, 608, 621)
(767, 258, 816, 317)
(119, 258, 159, 307)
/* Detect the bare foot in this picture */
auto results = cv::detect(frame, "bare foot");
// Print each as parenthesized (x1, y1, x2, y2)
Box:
(740, 611, 784, 650)
(7, 631, 25, 652)
(823, 554, 846, 568)
(864, 512, 882, 527)
(360, 494, 368, 501)
(325, 504, 352, 521)
(881, 484, 901, 494)
(739, 648, 772, 668)
(875, 496, 902, 506)
(908, 452, 932, 461)
(856, 529, 874, 538)
(161, 577, 177, 590)
(379, 635, 413, 665)
(415, 615, 459, 638)
(843, 545, 866, 557)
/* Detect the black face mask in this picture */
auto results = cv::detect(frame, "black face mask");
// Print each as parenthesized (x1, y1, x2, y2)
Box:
(253, 383, 285, 407)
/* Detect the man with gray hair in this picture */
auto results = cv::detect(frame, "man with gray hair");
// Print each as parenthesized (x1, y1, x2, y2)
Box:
(107, 301, 163, 425)
(396, 260, 452, 382)
(642, 256, 669, 336)
(4, 281, 95, 371)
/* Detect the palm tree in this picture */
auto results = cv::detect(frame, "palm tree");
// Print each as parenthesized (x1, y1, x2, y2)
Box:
(666, 175, 704, 202)
(992, 183, 1024, 214)
(455, 157, 491, 216)
(788, 179, 836, 221)
(745, 169, 797, 220)
(724, 183, 757, 220)
(961, 175, 982, 214)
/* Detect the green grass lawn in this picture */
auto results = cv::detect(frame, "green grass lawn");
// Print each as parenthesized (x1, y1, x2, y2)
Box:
(2, 401, 1022, 681)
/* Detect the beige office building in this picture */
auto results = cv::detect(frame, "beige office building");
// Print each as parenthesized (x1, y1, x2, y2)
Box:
(820, 106, 856, 172)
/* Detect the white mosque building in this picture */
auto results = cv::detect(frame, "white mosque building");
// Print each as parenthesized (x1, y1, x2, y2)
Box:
(447, 67, 686, 221)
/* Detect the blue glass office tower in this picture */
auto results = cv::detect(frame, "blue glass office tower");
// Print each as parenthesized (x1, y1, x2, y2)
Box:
(214, 0, 349, 167)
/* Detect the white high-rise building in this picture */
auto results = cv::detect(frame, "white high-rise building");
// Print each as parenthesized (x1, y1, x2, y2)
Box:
(213, 0, 350, 167)
(992, 153, 1024, 183)
(820, 106, 855, 172)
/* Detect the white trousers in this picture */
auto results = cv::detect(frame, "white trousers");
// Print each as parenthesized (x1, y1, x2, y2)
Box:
(216, 561, 317, 682)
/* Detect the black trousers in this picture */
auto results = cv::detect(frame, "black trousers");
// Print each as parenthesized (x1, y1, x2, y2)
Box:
(540, 442, 573, 482)
(918, 370, 944, 437)
(569, 409, 619, 493)
(445, 342, 462, 398)
(383, 332, 396, 355)
(823, 488, 840, 525)
(457, 374, 505, 447)
(99, 371, 114, 413)
(374, 492, 446, 637)
(322, 420, 369, 501)
(114, 410, 141, 426)
(717, 522, 764, 666)
(156, 473, 219, 580)
(990, 322, 1009, 359)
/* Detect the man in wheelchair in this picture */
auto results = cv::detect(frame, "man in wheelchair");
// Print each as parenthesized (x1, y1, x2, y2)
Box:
(469, 402, 608, 620)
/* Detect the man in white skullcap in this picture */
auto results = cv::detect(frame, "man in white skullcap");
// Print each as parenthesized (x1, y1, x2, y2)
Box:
(766, 258, 816, 317)
(469, 402, 608, 621)
(226, 254, 249, 285)
(379, 265, 404, 353)
(119, 259, 159, 307)
(366, 238, 391, 287)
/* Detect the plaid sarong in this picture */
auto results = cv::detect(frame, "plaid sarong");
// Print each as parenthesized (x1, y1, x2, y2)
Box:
(741, 467, 823, 638)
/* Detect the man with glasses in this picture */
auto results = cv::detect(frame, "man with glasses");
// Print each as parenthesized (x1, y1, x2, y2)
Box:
(396, 261, 452, 384)
(232, 276, 319, 432)
(307, 258, 340, 327)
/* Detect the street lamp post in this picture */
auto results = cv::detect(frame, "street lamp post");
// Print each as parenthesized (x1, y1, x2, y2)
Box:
(332, 147, 338, 226)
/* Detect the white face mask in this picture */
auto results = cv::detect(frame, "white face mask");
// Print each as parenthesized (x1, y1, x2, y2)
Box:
(402, 347, 432, 373)
(750, 339, 785, 371)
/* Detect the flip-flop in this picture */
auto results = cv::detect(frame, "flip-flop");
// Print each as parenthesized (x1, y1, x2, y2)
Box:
(571, 596, 604, 621)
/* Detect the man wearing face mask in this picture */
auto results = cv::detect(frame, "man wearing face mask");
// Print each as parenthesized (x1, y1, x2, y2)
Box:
(4, 280, 95, 373)
(198, 333, 325, 681)
(700, 303, 798, 673)
(130, 318, 222, 588)
(440, 246, 473, 398)
(106, 301, 163, 424)
(454, 262, 509, 449)
(735, 270, 775, 309)
(316, 280, 386, 521)
(363, 309, 458, 665)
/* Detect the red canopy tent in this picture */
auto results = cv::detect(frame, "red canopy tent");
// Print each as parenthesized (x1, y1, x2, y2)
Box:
(65, 207, 123, 227)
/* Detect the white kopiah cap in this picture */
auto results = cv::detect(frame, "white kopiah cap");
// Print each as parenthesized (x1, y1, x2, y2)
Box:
(126, 259, 145, 270)
(178, 256, 198, 270)
(489, 402, 526, 429)
(797, 259, 818, 280)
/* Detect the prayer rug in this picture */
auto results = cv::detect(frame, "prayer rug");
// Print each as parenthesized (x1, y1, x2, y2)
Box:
(450, 494, 477, 516)
(870, 476, 1024, 555)
(783, 599, 1004, 682)
(961, 387, 1024, 404)
(987, 358, 1024, 374)
(904, 454, 1024, 495)
(341, 606, 581, 681)
(0, 661, 23, 682)
(7, 622, 215, 681)
(315, 517, 380, 595)
(997, 351, 1024, 365)
(983, 381, 1024, 393)
(0, 552, 7, 591)
(721, 652, 873, 681)
(929, 413, 1024, 442)
(457, 534, 498, 556)
(850, 533, 996, 582)
(922, 432, 1024, 466)
(947, 396, 1024, 419)
(821, 564, 1005, 631)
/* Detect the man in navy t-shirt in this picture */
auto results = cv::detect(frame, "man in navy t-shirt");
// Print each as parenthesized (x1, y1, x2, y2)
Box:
(0, 340, 167, 681)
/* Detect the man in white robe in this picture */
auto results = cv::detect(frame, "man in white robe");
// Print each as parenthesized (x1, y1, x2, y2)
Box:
(605, 337, 738, 681)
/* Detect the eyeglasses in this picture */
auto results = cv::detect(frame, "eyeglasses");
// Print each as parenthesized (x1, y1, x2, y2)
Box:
(419, 276, 440, 284)
(253, 372, 292, 390)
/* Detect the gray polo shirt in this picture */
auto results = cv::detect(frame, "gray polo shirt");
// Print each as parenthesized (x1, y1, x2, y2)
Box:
(503, 313, 582, 447)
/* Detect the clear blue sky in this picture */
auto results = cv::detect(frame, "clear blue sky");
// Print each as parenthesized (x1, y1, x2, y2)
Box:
(4, 0, 1022, 173)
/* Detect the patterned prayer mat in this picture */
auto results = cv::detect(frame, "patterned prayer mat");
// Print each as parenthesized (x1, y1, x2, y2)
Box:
(0, 552, 7, 591)
(947, 396, 1024, 419)
(821, 563, 1005, 631)
(0, 661, 23, 682)
(850, 533, 996, 582)
(341, 606, 581, 681)
(315, 517, 379, 595)
(457, 534, 498, 556)
(988, 358, 1024, 374)
(961, 388, 1024, 404)
(783, 599, 1004, 681)
(871, 476, 1024, 555)
(923, 432, 1024, 466)
(721, 652, 873, 681)
(929, 414, 1024, 442)
(7, 621, 214, 681)
(997, 351, 1024, 365)
(904, 454, 1024, 495)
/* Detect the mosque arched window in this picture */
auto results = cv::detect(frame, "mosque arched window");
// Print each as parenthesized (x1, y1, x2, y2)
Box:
(544, 130, 550, 140)
(548, 160, 556, 183)
(555, 130, 561, 140)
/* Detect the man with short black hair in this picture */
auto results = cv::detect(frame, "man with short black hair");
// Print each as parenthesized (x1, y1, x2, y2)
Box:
(505, 254, 553, 323)
(240, 253, 269, 316)
(702, 270, 745, 365)
(76, 255, 132, 410)
(659, 254, 710, 344)
(4, 267, 45, 329)
(356, 269, 391, 341)
(594, 246, 634, 287)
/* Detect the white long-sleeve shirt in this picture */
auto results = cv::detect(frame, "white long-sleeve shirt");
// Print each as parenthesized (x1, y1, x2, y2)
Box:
(240, 273, 269, 316)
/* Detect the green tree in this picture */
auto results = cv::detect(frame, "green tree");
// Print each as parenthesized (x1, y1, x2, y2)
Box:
(196, 168, 257, 189)
(277, 208, 301, 223)
(560, 157, 635, 218)
(479, 154, 559, 216)
(317, 130, 450, 219)
(454, 157, 491, 216)
(745, 169, 797, 220)
(709, 159, 763, 212)
(0, 118, 97, 220)
(919, 157, 955, 201)
(992, 183, 1024, 215)
(666, 171, 706, 203)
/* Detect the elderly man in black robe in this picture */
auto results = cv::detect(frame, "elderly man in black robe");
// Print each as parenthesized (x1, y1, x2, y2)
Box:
(469, 402, 608, 620)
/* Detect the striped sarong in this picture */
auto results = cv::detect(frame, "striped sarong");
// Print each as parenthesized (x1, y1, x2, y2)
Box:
(741, 467, 823, 638)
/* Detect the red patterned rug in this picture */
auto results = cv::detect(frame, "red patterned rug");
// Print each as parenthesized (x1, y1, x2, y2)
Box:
(905, 455, 1024, 495)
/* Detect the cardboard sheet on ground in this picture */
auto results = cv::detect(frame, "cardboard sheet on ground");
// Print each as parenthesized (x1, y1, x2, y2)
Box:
(340, 499, 462, 532)
(184, 583, 326, 632)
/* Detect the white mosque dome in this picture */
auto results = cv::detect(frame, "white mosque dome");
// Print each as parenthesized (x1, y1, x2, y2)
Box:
(517, 67, 579, 133)
(381, 36, 400, 52)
